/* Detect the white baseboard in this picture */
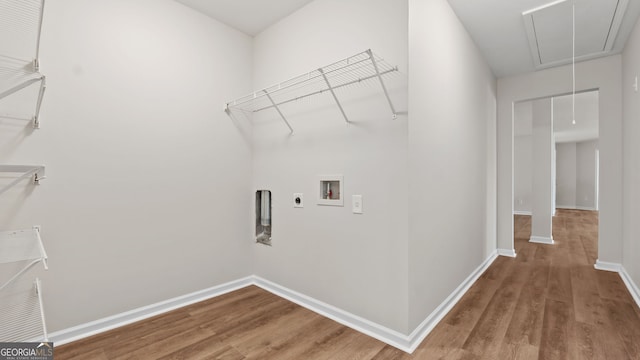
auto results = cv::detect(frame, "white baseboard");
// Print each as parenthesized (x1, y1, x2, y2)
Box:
(497, 248, 517, 258)
(405, 250, 498, 353)
(529, 236, 554, 245)
(256, 251, 499, 354)
(594, 259, 622, 272)
(253, 276, 412, 352)
(620, 267, 640, 309)
(48, 276, 254, 346)
(513, 211, 532, 216)
(593, 261, 640, 310)
(48, 252, 501, 354)
(556, 205, 598, 211)
(556, 205, 575, 210)
(576, 206, 597, 211)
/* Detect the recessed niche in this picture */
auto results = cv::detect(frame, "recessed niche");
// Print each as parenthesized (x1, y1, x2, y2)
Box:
(318, 175, 343, 206)
(255, 190, 271, 246)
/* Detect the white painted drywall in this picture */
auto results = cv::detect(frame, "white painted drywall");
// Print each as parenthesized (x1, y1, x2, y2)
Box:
(497, 55, 622, 263)
(0, 0, 254, 332)
(514, 101, 533, 214)
(514, 135, 532, 213)
(251, 0, 410, 333)
(576, 140, 599, 210)
(407, 0, 497, 331)
(530, 99, 553, 243)
(622, 16, 640, 288)
(556, 140, 599, 210)
(556, 142, 578, 208)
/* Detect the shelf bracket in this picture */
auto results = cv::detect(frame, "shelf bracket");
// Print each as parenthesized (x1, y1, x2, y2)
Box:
(367, 49, 397, 119)
(263, 89, 294, 134)
(33, 76, 47, 129)
(319, 68, 350, 124)
(0, 76, 44, 102)
(0, 165, 46, 197)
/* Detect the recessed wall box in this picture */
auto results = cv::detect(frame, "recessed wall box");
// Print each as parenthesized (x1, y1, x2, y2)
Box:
(318, 175, 343, 206)
(255, 190, 272, 245)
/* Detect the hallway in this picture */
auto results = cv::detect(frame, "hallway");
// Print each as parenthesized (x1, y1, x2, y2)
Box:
(409, 209, 640, 358)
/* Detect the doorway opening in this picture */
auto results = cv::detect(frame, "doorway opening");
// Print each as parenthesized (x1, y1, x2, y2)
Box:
(513, 90, 599, 257)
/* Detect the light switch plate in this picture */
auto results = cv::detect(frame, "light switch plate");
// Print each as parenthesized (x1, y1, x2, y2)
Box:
(352, 195, 363, 214)
(293, 193, 304, 208)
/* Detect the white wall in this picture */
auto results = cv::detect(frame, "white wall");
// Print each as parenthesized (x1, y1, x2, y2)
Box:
(497, 55, 622, 262)
(556, 142, 577, 208)
(514, 135, 532, 213)
(622, 16, 640, 289)
(547, 139, 599, 210)
(530, 99, 553, 242)
(0, 0, 254, 332)
(407, 0, 497, 330)
(251, 0, 410, 333)
(514, 102, 533, 213)
(576, 140, 599, 209)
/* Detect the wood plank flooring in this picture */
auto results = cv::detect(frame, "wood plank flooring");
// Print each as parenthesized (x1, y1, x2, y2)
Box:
(55, 209, 640, 359)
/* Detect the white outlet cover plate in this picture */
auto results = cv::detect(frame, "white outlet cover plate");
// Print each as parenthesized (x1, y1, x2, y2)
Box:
(352, 195, 363, 214)
(293, 193, 304, 208)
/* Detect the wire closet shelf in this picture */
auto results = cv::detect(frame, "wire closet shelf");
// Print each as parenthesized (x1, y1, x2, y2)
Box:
(0, 0, 49, 343)
(224, 49, 399, 133)
(0, 228, 48, 342)
(0, 0, 47, 128)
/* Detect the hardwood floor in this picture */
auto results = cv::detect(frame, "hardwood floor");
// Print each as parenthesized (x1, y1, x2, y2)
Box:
(55, 209, 640, 359)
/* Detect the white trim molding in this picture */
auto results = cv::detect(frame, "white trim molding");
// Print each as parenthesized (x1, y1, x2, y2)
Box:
(620, 267, 640, 309)
(405, 250, 498, 353)
(556, 205, 575, 210)
(529, 236, 554, 245)
(47, 252, 501, 354)
(593, 261, 640, 310)
(497, 248, 517, 258)
(252, 276, 412, 351)
(513, 211, 532, 216)
(594, 259, 622, 272)
(556, 205, 598, 211)
(49, 277, 254, 346)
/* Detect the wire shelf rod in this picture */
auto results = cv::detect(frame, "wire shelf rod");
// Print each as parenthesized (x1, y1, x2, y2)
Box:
(367, 49, 397, 118)
(0, 75, 44, 101)
(252, 67, 397, 112)
(226, 49, 387, 108)
(319, 67, 349, 123)
(263, 90, 293, 133)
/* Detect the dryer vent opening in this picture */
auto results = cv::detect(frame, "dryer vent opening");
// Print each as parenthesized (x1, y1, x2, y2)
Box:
(255, 190, 271, 246)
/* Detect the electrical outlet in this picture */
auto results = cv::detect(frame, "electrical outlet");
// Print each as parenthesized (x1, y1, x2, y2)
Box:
(293, 193, 303, 208)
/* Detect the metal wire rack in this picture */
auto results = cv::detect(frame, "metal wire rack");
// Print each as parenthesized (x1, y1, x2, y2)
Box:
(0, 0, 47, 128)
(0, 228, 49, 342)
(225, 49, 400, 133)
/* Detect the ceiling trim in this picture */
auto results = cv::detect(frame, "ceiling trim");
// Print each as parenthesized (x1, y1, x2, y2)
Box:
(522, 0, 629, 70)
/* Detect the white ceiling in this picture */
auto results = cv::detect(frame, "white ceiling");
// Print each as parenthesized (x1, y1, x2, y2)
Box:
(447, 0, 640, 77)
(174, 0, 315, 36)
(172, 0, 640, 76)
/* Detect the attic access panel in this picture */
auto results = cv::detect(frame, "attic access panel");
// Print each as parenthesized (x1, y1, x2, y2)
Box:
(523, 0, 628, 69)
